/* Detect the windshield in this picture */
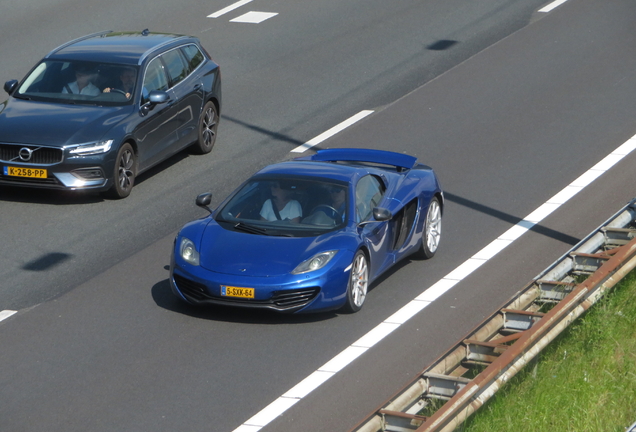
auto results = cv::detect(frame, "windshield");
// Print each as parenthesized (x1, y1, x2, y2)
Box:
(216, 176, 349, 237)
(16, 60, 139, 106)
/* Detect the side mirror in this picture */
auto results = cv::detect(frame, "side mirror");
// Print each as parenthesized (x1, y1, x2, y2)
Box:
(196, 192, 213, 214)
(140, 90, 169, 116)
(358, 207, 392, 227)
(4, 80, 18, 95)
(373, 207, 392, 221)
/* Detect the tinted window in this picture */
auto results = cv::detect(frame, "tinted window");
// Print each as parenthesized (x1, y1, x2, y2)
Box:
(181, 44, 205, 72)
(355, 175, 386, 221)
(15, 60, 138, 106)
(162, 49, 188, 86)
(142, 57, 169, 103)
(216, 176, 348, 237)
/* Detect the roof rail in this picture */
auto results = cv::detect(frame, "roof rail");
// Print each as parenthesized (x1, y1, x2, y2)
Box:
(45, 30, 113, 58)
(306, 148, 418, 171)
(137, 34, 190, 65)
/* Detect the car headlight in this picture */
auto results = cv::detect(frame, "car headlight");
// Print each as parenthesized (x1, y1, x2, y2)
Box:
(69, 139, 114, 156)
(179, 237, 200, 266)
(291, 250, 337, 274)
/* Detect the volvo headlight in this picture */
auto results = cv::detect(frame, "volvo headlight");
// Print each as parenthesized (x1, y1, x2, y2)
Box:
(69, 139, 114, 156)
(179, 237, 200, 266)
(292, 250, 337, 274)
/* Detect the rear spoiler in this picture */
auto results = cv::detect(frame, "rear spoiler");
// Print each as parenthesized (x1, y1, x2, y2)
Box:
(301, 148, 417, 171)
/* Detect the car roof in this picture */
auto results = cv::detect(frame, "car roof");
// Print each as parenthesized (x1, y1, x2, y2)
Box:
(45, 31, 195, 65)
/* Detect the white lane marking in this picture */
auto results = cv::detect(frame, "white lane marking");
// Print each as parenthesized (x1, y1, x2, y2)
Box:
(0, 310, 17, 322)
(539, 0, 569, 13)
(230, 11, 278, 24)
(208, 0, 253, 18)
(291, 110, 375, 153)
(232, 130, 636, 432)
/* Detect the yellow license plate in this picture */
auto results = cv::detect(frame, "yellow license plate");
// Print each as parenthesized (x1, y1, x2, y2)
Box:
(4, 166, 47, 179)
(221, 286, 255, 299)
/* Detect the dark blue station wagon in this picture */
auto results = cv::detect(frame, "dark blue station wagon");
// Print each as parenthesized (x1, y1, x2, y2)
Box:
(0, 30, 222, 198)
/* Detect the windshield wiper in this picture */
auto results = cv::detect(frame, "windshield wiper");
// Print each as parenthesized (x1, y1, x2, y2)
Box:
(234, 222, 268, 235)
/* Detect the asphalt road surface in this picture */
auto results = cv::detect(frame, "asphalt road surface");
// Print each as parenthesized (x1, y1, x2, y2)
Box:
(1, 0, 636, 431)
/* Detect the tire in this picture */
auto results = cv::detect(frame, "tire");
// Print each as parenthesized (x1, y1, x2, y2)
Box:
(341, 250, 369, 313)
(415, 196, 442, 259)
(105, 143, 136, 199)
(192, 101, 218, 154)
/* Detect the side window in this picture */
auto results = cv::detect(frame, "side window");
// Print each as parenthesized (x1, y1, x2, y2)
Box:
(181, 44, 205, 72)
(142, 57, 169, 103)
(355, 175, 386, 221)
(162, 49, 188, 86)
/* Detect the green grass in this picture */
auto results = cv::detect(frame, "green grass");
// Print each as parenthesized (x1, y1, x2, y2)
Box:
(461, 272, 636, 432)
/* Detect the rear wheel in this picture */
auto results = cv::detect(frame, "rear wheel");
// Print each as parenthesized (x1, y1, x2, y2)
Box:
(415, 197, 442, 259)
(193, 101, 218, 154)
(341, 250, 369, 313)
(105, 143, 136, 199)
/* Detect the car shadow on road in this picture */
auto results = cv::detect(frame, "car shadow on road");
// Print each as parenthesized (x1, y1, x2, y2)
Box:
(151, 278, 338, 324)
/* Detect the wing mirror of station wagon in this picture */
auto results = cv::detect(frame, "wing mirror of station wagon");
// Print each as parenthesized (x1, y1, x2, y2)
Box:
(140, 90, 170, 116)
(4, 80, 18, 95)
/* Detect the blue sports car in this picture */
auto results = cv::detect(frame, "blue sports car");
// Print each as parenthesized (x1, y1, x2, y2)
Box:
(170, 148, 443, 313)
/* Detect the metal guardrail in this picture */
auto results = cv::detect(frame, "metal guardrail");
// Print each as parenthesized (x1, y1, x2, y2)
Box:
(351, 198, 636, 432)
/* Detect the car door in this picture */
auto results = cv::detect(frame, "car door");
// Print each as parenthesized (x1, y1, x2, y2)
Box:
(162, 45, 204, 148)
(355, 174, 392, 278)
(133, 56, 179, 170)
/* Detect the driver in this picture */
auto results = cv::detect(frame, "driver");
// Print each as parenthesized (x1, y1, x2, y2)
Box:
(260, 181, 302, 223)
(103, 67, 136, 99)
(329, 185, 346, 221)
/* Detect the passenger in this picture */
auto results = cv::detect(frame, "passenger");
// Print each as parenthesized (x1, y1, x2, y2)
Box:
(103, 67, 136, 99)
(62, 64, 100, 96)
(260, 181, 302, 223)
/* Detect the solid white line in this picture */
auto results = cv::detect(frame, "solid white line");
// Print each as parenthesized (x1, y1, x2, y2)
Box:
(0, 310, 17, 322)
(290, 110, 374, 153)
(208, 0, 253, 18)
(318, 346, 367, 373)
(539, 0, 569, 13)
(232, 130, 636, 432)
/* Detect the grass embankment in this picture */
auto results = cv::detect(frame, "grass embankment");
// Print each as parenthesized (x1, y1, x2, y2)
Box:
(462, 272, 636, 432)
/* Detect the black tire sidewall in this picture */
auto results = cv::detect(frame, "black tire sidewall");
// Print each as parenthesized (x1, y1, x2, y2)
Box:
(195, 101, 218, 154)
(108, 143, 136, 199)
(342, 250, 367, 313)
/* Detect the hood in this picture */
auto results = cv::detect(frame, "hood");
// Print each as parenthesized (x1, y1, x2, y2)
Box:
(0, 98, 131, 145)
(199, 222, 333, 277)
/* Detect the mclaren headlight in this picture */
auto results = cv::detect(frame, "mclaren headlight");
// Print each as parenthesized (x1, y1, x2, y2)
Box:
(179, 237, 200, 266)
(69, 139, 114, 156)
(291, 250, 337, 275)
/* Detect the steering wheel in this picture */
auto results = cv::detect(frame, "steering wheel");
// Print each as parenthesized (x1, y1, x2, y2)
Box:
(310, 204, 340, 220)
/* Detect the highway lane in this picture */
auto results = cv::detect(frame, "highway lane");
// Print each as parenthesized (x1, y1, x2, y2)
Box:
(3, 0, 636, 431)
(0, 0, 549, 310)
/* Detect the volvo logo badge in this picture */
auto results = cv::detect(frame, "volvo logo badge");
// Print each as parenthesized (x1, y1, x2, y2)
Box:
(18, 147, 33, 161)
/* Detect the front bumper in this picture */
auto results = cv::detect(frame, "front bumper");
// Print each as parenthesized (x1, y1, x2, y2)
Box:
(170, 250, 354, 313)
(0, 145, 114, 191)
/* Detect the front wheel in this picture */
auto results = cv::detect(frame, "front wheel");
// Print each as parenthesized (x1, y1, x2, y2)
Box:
(105, 143, 136, 199)
(341, 250, 369, 313)
(415, 196, 442, 259)
(192, 101, 218, 154)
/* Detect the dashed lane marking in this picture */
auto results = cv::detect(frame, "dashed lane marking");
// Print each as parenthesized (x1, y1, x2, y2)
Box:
(208, 0, 253, 18)
(230, 12, 278, 24)
(539, 0, 569, 13)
